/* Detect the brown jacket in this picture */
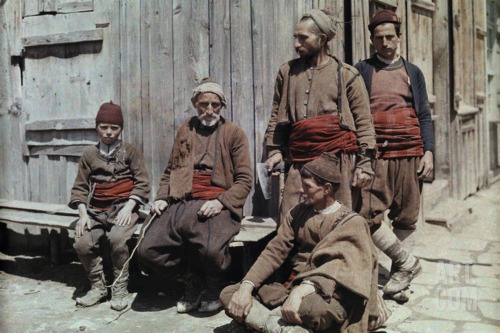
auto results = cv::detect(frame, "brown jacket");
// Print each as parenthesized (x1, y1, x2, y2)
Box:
(156, 116, 252, 220)
(244, 203, 378, 332)
(265, 56, 376, 172)
(69, 142, 151, 209)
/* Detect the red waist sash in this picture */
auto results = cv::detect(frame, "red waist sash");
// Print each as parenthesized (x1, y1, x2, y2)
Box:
(192, 172, 225, 200)
(90, 178, 134, 211)
(289, 114, 358, 162)
(372, 107, 424, 158)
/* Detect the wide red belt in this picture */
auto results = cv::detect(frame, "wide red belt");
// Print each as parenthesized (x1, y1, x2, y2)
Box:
(289, 114, 358, 162)
(191, 172, 225, 200)
(372, 107, 424, 158)
(90, 178, 134, 211)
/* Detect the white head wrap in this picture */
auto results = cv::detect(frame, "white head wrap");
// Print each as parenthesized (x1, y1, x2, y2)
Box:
(301, 9, 337, 41)
(191, 82, 227, 108)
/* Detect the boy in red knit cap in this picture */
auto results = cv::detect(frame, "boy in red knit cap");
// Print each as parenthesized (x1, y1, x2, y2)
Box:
(69, 101, 150, 311)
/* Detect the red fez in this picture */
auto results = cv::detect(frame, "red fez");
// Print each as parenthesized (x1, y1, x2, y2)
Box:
(95, 101, 123, 127)
(368, 9, 401, 32)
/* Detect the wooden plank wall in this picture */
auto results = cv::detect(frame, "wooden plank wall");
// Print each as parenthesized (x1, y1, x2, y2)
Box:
(134, 0, 346, 215)
(1, 1, 120, 205)
(1, 0, 29, 202)
(2, 0, 494, 212)
(432, 0, 451, 180)
(451, 0, 488, 199)
(474, 0, 488, 189)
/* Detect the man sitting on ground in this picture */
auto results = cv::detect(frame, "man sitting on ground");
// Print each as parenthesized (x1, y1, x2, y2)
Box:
(221, 153, 381, 333)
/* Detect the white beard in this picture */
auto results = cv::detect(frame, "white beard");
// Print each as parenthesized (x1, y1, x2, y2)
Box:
(199, 114, 220, 127)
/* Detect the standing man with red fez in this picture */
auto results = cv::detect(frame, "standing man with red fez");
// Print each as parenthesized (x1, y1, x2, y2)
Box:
(221, 153, 380, 333)
(138, 80, 252, 314)
(265, 9, 377, 224)
(354, 10, 434, 301)
(69, 101, 150, 311)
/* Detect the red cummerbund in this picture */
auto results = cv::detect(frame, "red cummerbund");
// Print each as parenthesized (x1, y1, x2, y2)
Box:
(191, 172, 225, 200)
(90, 178, 134, 211)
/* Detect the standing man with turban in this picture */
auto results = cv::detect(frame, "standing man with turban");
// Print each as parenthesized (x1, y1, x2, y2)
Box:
(265, 9, 377, 224)
(354, 10, 434, 301)
(138, 80, 253, 314)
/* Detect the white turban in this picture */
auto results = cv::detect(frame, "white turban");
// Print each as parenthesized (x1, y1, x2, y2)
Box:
(191, 82, 227, 107)
(302, 9, 337, 41)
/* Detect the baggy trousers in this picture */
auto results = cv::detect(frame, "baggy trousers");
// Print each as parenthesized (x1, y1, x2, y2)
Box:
(357, 156, 422, 231)
(73, 203, 139, 275)
(220, 282, 367, 332)
(138, 200, 240, 282)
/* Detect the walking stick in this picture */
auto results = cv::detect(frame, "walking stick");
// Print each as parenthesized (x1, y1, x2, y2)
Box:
(109, 212, 158, 288)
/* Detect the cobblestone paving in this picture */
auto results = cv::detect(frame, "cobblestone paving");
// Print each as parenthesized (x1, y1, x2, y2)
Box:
(0, 182, 498, 333)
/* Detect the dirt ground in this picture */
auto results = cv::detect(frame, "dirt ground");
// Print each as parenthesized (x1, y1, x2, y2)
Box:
(1, 181, 499, 333)
(0, 254, 235, 332)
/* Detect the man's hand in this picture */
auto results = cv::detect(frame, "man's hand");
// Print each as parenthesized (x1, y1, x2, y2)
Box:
(151, 200, 168, 215)
(352, 168, 372, 188)
(115, 200, 137, 226)
(227, 283, 254, 323)
(281, 283, 315, 325)
(198, 199, 223, 218)
(75, 203, 91, 237)
(265, 153, 283, 173)
(418, 151, 434, 179)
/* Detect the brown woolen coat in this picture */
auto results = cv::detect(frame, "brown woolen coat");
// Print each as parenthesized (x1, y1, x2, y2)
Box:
(155, 116, 253, 221)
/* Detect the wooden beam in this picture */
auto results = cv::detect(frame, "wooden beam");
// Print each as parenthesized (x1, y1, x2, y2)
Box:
(26, 139, 96, 147)
(0, 209, 78, 229)
(411, 0, 436, 12)
(0, 199, 77, 215)
(29, 145, 88, 157)
(373, 0, 398, 8)
(57, 1, 94, 14)
(26, 117, 95, 131)
(22, 29, 103, 48)
(457, 101, 480, 116)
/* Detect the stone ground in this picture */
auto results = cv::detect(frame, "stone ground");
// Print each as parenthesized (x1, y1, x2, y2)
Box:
(0, 181, 499, 333)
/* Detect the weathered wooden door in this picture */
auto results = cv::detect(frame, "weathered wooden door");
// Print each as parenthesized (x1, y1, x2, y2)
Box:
(452, 0, 488, 199)
(14, 0, 120, 204)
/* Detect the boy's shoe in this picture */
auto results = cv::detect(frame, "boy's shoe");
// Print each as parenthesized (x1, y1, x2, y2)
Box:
(76, 273, 107, 307)
(110, 281, 129, 311)
(176, 272, 204, 313)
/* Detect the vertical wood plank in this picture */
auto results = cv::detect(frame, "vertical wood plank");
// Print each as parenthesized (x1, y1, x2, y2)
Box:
(173, 0, 210, 129)
(432, 0, 451, 181)
(474, 0, 488, 188)
(408, 6, 433, 94)
(351, 0, 370, 64)
(120, 0, 142, 148)
(66, 157, 80, 204)
(230, 0, 255, 215)
(396, 0, 407, 60)
(141, 0, 175, 197)
(101, 0, 122, 110)
(294, 0, 314, 25)
(0, 0, 29, 201)
(209, 0, 232, 119)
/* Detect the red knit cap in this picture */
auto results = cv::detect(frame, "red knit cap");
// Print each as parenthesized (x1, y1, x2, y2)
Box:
(368, 9, 401, 32)
(95, 101, 123, 127)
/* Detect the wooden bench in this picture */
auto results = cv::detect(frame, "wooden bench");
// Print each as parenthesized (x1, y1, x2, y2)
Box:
(0, 199, 277, 270)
